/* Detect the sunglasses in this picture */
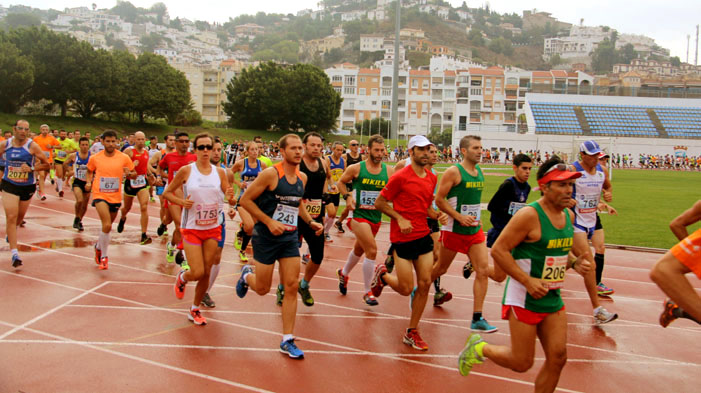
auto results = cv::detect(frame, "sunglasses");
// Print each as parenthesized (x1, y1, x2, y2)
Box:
(196, 144, 213, 151)
(350, 143, 358, 146)
(544, 163, 568, 175)
(177, 139, 190, 143)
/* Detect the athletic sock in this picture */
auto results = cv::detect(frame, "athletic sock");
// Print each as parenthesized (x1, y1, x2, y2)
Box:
(282, 334, 293, 342)
(240, 233, 251, 251)
(207, 264, 220, 292)
(594, 253, 605, 285)
(673, 307, 701, 324)
(342, 251, 362, 276)
(56, 178, 63, 190)
(362, 257, 375, 292)
(190, 304, 198, 311)
(323, 216, 335, 234)
(434, 277, 441, 292)
(474, 341, 486, 359)
(300, 278, 309, 289)
(99, 232, 110, 257)
(472, 312, 482, 322)
(178, 270, 187, 283)
(11, 249, 18, 257)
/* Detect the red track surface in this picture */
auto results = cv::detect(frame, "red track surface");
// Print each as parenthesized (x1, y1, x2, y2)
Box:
(1, 191, 700, 392)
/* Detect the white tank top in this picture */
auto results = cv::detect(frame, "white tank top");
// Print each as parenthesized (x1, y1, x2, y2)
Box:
(181, 163, 223, 230)
(572, 162, 605, 228)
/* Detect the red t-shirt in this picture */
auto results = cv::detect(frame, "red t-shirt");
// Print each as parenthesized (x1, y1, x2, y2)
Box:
(159, 152, 196, 183)
(380, 165, 437, 243)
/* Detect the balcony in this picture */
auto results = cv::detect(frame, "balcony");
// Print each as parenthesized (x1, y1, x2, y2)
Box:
(458, 123, 467, 131)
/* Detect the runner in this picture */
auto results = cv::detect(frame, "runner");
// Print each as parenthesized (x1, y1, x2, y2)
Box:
(149, 134, 176, 237)
(568, 141, 618, 324)
(168, 133, 235, 325)
(147, 135, 160, 202)
(0, 120, 50, 267)
(458, 157, 591, 393)
(650, 200, 701, 327)
(370, 135, 440, 351)
(116, 131, 154, 245)
(158, 132, 196, 267)
(200, 138, 236, 309)
(324, 141, 345, 241)
(62, 137, 92, 231)
(592, 152, 616, 296)
(236, 133, 322, 359)
(335, 139, 364, 232)
(230, 141, 266, 261)
(336, 134, 391, 305)
(432, 135, 503, 333)
(277, 132, 335, 307)
(90, 135, 104, 155)
(53, 129, 78, 198)
(85, 130, 136, 270)
(486, 153, 532, 248)
(32, 124, 59, 200)
(254, 136, 274, 168)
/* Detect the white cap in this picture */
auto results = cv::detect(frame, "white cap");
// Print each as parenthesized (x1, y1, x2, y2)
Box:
(408, 135, 433, 149)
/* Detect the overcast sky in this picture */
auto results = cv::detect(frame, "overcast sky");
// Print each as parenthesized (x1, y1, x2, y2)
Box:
(9, 0, 701, 61)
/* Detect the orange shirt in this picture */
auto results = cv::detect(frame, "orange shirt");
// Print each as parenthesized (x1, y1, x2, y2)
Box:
(87, 150, 135, 203)
(33, 134, 60, 162)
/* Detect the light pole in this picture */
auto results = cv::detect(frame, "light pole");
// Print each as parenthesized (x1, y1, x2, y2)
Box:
(390, 0, 401, 143)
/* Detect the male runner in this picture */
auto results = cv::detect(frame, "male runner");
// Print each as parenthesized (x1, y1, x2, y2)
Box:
(370, 135, 440, 351)
(149, 134, 176, 237)
(53, 129, 79, 198)
(32, 124, 59, 200)
(432, 135, 502, 332)
(568, 141, 618, 324)
(592, 152, 616, 296)
(85, 130, 136, 269)
(487, 154, 532, 247)
(0, 120, 50, 267)
(650, 200, 701, 327)
(63, 137, 92, 231)
(90, 135, 104, 155)
(158, 132, 196, 265)
(324, 141, 345, 241)
(277, 132, 334, 307)
(335, 139, 364, 232)
(116, 131, 154, 245)
(458, 157, 591, 393)
(254, 136, 274, 168)
(336, 134, 391, 305)
(237, 134, 323, 359)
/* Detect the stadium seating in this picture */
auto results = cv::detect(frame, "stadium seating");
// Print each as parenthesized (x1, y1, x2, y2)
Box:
(654, 107, 701, 138)
(530, 103, 583, 135)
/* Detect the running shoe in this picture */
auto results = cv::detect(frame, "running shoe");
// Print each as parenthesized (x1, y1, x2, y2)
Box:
(458, 334, 485, 376)
(166, 242, 175, 263)
(363, 291, 378, 306)
(58, 190, 64, 198)
(234, 230, 243, 251)
(99, 256, 109, 270)
(39, 193, 46, 201)
(180, 258, 190, 271)
(188, 308, 207, 325)
(236, 265, 253, 298)
(403, 329, 428, 351)
(594, 307, 618, 324)
(334, 220, 345, 233)
(150, 197, 156, 202)
(301, 253, 310, 264)
(659, 299, 679, 328)
(77, 221, 84, 232)
(471, 317, 498, 333)
(463, 260, 474, 279)
(94, 245, 101, 265)
(276, 284, 284, 307)
(239, 251, 248, 262)
(298, 282, 314, 307)
(337, 268, 348, 295)
(324, 234, 333, 242)
(73, 217, 80, 230)
(175, 250, 185, 265)
(140, 233, 152, 245)
(385, 253, 394, 273)
(434, 288, 453, 307)
(201, 293, 216, 308)
(11, 254, 22, 268)
(597, 282, 615, 296)
(19, 220, 26, 227)
(117, 218, 126, 233)
(280, 338, 304, 359)
(174, 270, 186, 299)
(370, 264, 387, 297)
(157, 223, 167, 237)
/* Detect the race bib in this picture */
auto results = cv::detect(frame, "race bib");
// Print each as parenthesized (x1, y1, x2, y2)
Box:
(195, 203, 219, 226)
(460, 204, 481, 226)
(75, 166, 87, 181)
(7, 165, 29, 183)
(359, 190, 379, 210)
(43, 151, 50, 158)
(508, 202, 527, 216)
(99, 177, 120, 193)
(576, 193, 599, 213)
(541, 255, 567, 289)
(57, 150, 67, 159)
(130, 175, 147, 188)
(304, 198, 322, 218)
(274, 204, 298, 231)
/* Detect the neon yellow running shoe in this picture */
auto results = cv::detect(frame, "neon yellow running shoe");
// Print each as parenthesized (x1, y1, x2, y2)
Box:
(458, 334, 485, 376)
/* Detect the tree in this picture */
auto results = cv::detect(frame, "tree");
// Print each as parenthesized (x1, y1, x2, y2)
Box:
(670, 56, 681, 67)
(170, 17, 183, 31)
(4, 13, 42, 29)
(111, 1, 140, 23)
(427, 127, 452, 148)
(468, 29, 484, 46)
(70, 48, 130, 118)
(355, 118, 391, 138)
(0, 40, 34, 113)
(618, 43, 637, 64)
(591, 38, 617, 74)
(140, 32, 165, 52)
(128, 53, 190, 122)
(548, 54, 562, 68)
(149, 2, 168, 24)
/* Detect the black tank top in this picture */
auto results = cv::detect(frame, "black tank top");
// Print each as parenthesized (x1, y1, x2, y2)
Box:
(300, 157, 326, 199)
(346, 152, 362, 166)
(253, 162, 304, 240)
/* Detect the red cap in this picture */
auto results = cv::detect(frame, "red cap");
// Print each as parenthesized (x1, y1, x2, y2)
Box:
(537, 164, 582, 186)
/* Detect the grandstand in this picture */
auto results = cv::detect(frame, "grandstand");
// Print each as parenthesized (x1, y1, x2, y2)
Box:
(526, 93, 701, 139)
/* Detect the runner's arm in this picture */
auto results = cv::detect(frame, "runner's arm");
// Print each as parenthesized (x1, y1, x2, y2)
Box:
(435, 166, 473, 226)
(602, 167, 612, 202)
(217, 167, 236, 205)
(670, 200, 701, 241)
(30, 143, 50, 171)
(163, 166, 191, 207)
(239, 168, 279, 229)
(63, 153, 76, 172)
(336, 163, 359, 197)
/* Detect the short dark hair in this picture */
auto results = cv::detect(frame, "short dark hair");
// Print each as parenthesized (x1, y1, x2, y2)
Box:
(459, 135, 481, 150)
(513, 153, 532, 167)
(367, 134, 384, 150)
(302, 131, 322, 144)
(193, 133, 213, 147)
(164, 134, 174, 141)
(279, 133, 301, 149)
(333, 141, 344, 148)
(175, 132, 189, 139)
(79, 137, 90, 143)
(537, 155, 564, 181)
(102, 130, 118, 140)
(253, 136, 262, 142)
(150, 136, 157, 140)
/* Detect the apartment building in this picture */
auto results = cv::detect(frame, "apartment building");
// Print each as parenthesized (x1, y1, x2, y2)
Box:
(173, 60, 240, 123)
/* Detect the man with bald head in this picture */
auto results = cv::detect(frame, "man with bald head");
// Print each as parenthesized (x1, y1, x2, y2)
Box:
(116, 131, 154, 244)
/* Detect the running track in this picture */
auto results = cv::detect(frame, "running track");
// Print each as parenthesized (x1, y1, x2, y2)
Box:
(1, 191, 700, 392)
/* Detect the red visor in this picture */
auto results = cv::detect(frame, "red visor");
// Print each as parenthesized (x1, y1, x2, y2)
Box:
(537, 167, 582, 186)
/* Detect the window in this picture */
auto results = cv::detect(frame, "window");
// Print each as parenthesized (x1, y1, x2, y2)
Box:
(422, 81, 429, 89)
(485, 79, 492, 88)
(344, 76, 356, 85)
(411, 79, 419, 88)
(359, 77, 366, 82)
(334, 87, 341, 93)
(382, 88, 391, 96)
(484, 101, 492, 108)
(470, 88, 482, 95)
(371, 88, 378, 95)
(359, 88, 366, 95)
(471, 79, 481, 86)
(410, 102, 417, 110)
(344, 87, 355, 94)
(371, 101, 377, 105)
(495, 101, 501, 109)
(495, 79, 502, 88)
(372, 77, 378, 82)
